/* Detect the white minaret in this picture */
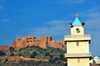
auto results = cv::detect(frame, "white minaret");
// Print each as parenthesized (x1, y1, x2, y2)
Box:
(64, 15, 92, 66)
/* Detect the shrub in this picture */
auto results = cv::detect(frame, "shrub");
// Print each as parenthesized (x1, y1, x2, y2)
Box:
(19, 54, 22, 56)
(50, 55, 53, 58)
(4, 58, 8, 63)
(30, 54, 35, 58)
(30, 51, 37, 58)
(27, 45, 29, 48)
(0, 59, 1, 62)
(49, 58, 56, 63)
(0, 51, 5, 56)
(51, 51, 53, 53)
(40, 51, 44, 54)
(57, 48, 59, 51)
(59, 54, 64, 60)
(43, 49, 47, 52)
(32, 51, 37, 56)
(19, 59, 22, 63)
(45, 52, 50, 56)
(10, 53, 14, 56)
(18, 48, 23, 51)
(9, 47, 15, 51)
(54, 57, 58, 61)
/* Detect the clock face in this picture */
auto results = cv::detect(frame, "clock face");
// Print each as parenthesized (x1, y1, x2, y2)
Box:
(76, 28, 80, 33)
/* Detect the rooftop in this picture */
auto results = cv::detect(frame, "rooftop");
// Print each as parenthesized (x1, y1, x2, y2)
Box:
(72, 17, 81, 25)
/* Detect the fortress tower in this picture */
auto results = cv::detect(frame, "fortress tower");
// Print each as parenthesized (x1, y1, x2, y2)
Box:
(64, 15, 91, 66)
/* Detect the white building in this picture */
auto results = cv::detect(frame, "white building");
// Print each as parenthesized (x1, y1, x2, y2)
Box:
(64, 15, 92, 66)
(89, 56, 100, 64)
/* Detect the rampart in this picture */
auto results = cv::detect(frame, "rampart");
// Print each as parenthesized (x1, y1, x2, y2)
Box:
(11, 36, 66, 50)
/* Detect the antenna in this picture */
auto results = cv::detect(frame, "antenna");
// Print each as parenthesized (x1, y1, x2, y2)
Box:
(76, 14, 78, 17)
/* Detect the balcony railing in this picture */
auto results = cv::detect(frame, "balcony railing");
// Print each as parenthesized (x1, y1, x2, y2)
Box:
(65, 53, 91, 57)
(64, 34, 91, 41)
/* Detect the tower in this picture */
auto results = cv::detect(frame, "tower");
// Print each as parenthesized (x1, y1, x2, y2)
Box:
(64, 15, 91, 66)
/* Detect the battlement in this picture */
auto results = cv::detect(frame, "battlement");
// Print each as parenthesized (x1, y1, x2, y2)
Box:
(65, 53, 91, 57)
(64, 34, 91, 41)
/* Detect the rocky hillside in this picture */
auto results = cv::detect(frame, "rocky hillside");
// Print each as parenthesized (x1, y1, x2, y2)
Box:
(0, 45, 10, 50)
(0, 45, 67, 66)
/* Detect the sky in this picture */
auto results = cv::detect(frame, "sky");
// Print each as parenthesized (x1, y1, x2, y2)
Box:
(0, 0, 100, 58)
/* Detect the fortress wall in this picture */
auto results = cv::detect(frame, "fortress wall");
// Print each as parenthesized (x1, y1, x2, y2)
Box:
(48, 41, 65, 50)
(22, 36, 34, 41)
(16, 41, 24, 48)
(15, 38, 21, 42)
(34, 39, 42, 42)
(55, 41, 66, 47)
(22, 37, 26, 40)
(55, 41, 64, 44)
(39, 41, 47, 49)
(48, 37, 52, 42)
(42, 37, 48, 42)
(11, 36, 65, 50)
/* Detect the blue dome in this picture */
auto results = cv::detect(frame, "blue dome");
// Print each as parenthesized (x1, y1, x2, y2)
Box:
(72, 17, 81, 25)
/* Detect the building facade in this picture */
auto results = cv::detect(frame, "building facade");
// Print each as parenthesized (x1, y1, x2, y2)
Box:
(64, 15, 92, 66)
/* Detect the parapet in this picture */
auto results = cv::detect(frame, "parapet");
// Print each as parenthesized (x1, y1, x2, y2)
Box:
(16, 38, 21, 41)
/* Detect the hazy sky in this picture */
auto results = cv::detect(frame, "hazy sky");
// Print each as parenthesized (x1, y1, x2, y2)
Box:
(0, 0, 100, 58)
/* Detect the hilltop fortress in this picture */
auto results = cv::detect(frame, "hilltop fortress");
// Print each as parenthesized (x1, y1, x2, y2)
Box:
(11, 36, 66, 50)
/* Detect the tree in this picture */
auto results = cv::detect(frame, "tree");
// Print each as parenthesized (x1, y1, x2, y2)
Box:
(54, 57, 58, 61)
(4, 58, 8, 63)
(59, 54, 64, 60)
(27, 45, 29, 48)
(9, 47, 15, 51)
(10, 53, 14, 56)
(19, 54, 22, 56)
(50, 55, 53, 58)
(30, 51, 37, 58)
(43, 49, 47, 52)
(0, 51, 5, 56)
(30, 54, 35, 58)
(32, 51, 37, 56)
(51, 51, 53, 53)
(45, 52, 50, 56)
(57, 48, 59, 51)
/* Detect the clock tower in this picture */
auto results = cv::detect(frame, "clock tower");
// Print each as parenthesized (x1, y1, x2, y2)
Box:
(64, 15, 91, 66)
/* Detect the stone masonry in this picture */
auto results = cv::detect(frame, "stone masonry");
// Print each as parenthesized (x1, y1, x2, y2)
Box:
(11, 36, 66, 50)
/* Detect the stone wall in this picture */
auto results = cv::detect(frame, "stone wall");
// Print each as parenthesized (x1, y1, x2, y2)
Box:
(11, 36, 66, 50)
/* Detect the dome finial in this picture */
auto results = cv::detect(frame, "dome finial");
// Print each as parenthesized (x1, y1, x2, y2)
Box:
(76, 14, 78, 17)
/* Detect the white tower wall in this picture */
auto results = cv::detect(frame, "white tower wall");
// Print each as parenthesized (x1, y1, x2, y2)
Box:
(64, 16, 91, 66)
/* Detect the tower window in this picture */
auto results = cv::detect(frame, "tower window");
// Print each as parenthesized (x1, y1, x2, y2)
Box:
(27, 38, 28, 39)
(30, 41, 32, 42)
(30, 38, 32, 39)
(78, 58, 80, 62)
(76, 28, 80, 33)
(26, 41, 29, 42)
(76, 42, 79, 46)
